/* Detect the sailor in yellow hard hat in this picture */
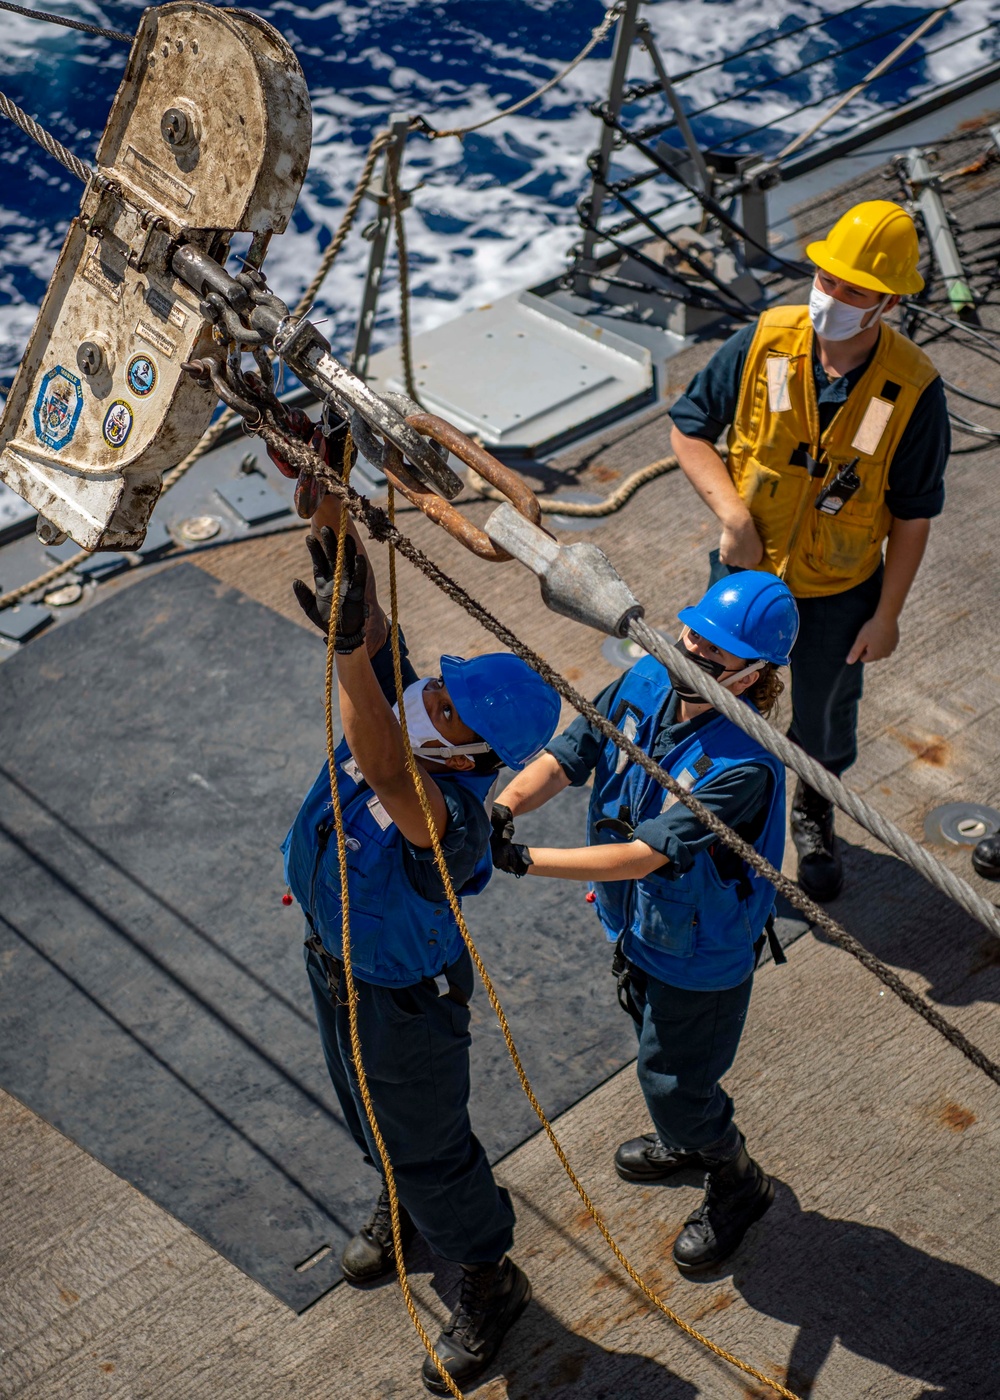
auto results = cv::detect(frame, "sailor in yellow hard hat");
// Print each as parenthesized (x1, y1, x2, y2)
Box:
(669, 200, 949, 901)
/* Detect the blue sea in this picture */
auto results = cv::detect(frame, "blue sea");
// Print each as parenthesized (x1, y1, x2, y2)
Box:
(0, 0, 997, 390)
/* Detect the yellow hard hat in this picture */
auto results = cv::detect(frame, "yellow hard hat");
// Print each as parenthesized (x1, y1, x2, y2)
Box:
(806, 200, 924, 296)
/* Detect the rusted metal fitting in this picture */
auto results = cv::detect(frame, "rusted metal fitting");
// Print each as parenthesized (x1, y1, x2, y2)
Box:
(181, 357, 262, 427)
(375, 415, 542, 562)
(380, 445, 512, 561)
(484, 501, 644, 636)
(404, 414, 542, 526)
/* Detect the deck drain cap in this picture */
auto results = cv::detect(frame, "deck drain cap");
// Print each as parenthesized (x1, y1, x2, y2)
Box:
(924, 802, 1000, 847)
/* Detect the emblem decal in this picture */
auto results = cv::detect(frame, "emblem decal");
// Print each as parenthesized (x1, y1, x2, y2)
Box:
(126, 353, 157, 398)
(102, 399, 134, 449)
(33, 366, 83, 451)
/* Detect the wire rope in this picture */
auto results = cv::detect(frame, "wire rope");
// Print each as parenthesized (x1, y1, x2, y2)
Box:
(0, 0, 130, 42)
(708, 17, 996, 154)
(0, 86, 91, 182)
(416, 6, 617, 140)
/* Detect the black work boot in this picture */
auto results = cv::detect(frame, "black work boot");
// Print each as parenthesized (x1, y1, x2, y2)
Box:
(341, 1181, 416, 1284)
(421, 1256, 532, 1395)
(672, 1140, 774, 1275)
(790, 780, 844, 901)
(615, 1133, 707, 1183)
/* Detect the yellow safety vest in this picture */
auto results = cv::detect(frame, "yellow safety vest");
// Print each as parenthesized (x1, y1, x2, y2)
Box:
(726, 306, 938, 598)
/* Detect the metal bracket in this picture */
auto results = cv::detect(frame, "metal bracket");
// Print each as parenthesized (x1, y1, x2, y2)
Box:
(901, 146, 979, 323)
(484, 501, 644, 637)
(0, 2, 312, 550)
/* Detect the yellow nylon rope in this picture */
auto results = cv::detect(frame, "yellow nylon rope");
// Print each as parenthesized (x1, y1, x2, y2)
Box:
(380, 484, 801, 1400)
(323, 439, 464, 1400)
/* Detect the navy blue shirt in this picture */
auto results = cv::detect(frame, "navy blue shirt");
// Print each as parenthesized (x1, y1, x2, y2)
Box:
(368, 631, 491, 903)
(547, 679, 770, 878)
(668, 320, 949, 519)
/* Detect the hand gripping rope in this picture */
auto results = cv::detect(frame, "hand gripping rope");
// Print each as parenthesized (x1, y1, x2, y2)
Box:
(321, 435, 802, 1400)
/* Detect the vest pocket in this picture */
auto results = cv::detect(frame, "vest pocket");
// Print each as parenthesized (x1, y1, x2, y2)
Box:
(805, 510, 876, 576)
(633, 875, 698, 959)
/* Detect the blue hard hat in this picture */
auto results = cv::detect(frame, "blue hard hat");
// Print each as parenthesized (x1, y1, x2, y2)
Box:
(440, 653, 561, 770)
(677, 571, 799, 667)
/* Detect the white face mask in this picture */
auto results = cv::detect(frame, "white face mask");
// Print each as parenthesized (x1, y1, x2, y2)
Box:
(392, 678, 492, 764)
(808, 284, 891, 342)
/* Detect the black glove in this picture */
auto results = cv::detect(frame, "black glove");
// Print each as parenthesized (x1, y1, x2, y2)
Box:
(490, 802, 515, 845)
(292, 529, 368, 651)
(490, 806, 531, 876)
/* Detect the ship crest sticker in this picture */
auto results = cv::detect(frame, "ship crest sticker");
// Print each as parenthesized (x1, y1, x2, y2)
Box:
(126, 353, 157, 398)
(102, 399, 134, 449)
(33, 366, 83, 451)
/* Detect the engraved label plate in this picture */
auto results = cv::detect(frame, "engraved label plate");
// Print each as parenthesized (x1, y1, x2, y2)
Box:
(135, 319, 177, 358)
(123, 145, 195, 211)
(81, 243, 126, 304)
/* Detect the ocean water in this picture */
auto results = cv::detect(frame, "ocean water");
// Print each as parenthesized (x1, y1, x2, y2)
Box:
(0, 0, 997, 390)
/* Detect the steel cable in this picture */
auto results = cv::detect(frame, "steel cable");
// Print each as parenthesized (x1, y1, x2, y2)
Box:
(709, 17, 996, 155)
(628, 617, 1000, 944)
(377, 486, 801, 1400)
(0, 87, 91, 182)
(416, 6, 618, 140)
(254, 414, 1000, 1093)
(0, 0, 130, 42)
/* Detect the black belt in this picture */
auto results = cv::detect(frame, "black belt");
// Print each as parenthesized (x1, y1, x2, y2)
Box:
(304, 931, 469, 1007)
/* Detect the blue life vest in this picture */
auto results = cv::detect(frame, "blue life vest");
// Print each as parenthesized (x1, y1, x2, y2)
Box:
(282, 736, 494, 987)
(587, 655, 786, 992)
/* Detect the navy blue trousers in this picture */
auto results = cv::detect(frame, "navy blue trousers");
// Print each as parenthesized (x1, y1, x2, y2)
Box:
(709, 551, 884, 776)
(306, 944, 515, 1266)
(628, 963, 753, 1158)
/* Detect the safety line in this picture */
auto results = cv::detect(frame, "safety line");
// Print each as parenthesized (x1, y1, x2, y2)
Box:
(376, 487, 801, 1400)
(256, 414, 1000, 1095)
(773, 0, 965, 164)
(639, 0, 880, 91)
(709, 15, 996, 155)
(415, 6, 618, 140)
(634, 2, 950, 141)
(0, 0, 130, 42)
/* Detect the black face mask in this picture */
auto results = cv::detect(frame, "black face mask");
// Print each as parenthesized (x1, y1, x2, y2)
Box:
(671, 637, 732, 703)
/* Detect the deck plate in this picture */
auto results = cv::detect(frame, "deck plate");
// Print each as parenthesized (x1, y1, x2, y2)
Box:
(0, 566, 636, 1309)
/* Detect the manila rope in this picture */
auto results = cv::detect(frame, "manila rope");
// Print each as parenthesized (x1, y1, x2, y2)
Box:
(259, 406, 1000, 1094)
(320, 435, 802, 1400)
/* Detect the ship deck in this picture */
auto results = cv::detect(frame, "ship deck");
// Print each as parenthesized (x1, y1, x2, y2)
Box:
(3, 125, 1000, 1400)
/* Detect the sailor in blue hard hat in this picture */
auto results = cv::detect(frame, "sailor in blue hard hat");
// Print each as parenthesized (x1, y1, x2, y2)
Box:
(282, 493, 558, 1396)
(491, 572, 799, 1277)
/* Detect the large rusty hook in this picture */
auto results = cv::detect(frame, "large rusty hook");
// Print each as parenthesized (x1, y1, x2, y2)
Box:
(380, 414, 543, 562)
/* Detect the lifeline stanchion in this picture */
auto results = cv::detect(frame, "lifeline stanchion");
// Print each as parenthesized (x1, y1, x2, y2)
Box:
(323, 447, 465, 1400)
(379, 490, 801, 1400)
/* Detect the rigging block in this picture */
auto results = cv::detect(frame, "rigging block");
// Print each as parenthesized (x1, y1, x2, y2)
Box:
(0, 3, 311, 551)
